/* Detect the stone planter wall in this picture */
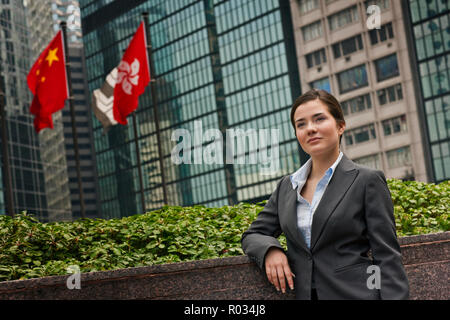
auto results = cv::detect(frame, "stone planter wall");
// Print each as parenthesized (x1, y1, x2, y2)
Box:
(0, 232, 448, 300)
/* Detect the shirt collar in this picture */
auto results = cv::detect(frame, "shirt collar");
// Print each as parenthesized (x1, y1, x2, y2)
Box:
(290, 151, 344, 190)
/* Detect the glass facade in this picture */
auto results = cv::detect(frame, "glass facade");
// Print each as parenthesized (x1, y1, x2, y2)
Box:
(406, 0, 450, 182)
(51, 0, 83, 43)
(80, 0, 303, 218)
(25, 0, 73, 222)
(0, 1, 49, 220)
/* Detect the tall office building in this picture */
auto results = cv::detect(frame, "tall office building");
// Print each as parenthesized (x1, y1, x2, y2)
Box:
(51, 0, 83, 43)
(26, 0, 100, 220)
(290, 0, 430, 182)
(79, 0, 447, 220)
(26, 0, 82, 46)
(24, 0, 54, 55)
(80, 0, 305, 218)
(0, 1, 51, 220)
(25, 0, 72, 221)
(63, 43, 101, 219)
(402, 0, 449, 183)
(51, 0, 100, 219)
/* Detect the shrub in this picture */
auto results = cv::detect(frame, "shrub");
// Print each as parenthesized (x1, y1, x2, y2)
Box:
(0, 179, 447, 281)
(388, 179, 449, 236)
(0, 203, 261, 281)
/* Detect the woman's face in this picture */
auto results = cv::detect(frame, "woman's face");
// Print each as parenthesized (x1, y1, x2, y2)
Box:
(293, 98, 345, 157)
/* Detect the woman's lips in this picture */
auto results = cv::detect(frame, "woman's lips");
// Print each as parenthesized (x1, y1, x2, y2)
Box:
(307, 137, 321, 143)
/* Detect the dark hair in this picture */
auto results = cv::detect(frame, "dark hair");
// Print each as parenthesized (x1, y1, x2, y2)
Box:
(290, 89, 345, 143)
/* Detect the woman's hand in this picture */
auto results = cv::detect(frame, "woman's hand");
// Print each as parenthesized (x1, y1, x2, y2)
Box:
(264, 247, 295, 293)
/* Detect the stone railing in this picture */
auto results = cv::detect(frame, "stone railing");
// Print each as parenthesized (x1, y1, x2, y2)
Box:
(0, 232, 448, 300)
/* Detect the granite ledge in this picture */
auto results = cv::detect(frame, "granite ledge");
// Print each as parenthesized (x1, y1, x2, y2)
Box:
(398, 231, 449, 245)
(0, 231, 448, 293)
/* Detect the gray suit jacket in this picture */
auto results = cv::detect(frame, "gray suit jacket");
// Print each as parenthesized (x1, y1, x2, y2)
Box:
(241, 155, 409, 300)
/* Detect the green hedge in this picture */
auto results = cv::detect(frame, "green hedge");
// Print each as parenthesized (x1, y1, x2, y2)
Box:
(0, 179, 448, 282)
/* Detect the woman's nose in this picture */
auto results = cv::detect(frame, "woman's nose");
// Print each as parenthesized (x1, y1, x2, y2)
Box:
(306, 122, 317, 133)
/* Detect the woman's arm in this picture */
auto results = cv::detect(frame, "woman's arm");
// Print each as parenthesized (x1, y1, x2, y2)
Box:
(364, 170, 410, 299)
(241, 176, 285, 269)
(241, 176, 294, 293)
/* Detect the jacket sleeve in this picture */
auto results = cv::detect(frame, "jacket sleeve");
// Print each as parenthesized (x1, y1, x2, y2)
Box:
(241, 176, 286, 270)
(364, 170, 410, 300)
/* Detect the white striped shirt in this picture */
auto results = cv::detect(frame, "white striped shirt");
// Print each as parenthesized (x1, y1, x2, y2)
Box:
(289, 152, 343, 249)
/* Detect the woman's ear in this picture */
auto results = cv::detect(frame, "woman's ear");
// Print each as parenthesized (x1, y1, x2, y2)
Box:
(337, 121, 346, 136)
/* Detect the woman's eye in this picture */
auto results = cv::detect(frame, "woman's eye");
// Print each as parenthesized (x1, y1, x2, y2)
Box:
(297, 123, 304, 128)
(316, 117, 326, 121)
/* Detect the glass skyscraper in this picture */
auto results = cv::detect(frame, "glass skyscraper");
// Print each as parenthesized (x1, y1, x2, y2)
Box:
(403, 0, 450, 182)
(25, 0, 73, 221)
(0, 1, 49, 219)
(80, 0, 306, 219)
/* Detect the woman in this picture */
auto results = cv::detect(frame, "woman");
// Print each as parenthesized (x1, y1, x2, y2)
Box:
(241, 89, 409, 300)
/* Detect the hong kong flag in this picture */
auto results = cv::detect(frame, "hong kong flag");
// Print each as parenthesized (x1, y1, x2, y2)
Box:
(113, 21, 150, 125)
(27, 30, 68, 133)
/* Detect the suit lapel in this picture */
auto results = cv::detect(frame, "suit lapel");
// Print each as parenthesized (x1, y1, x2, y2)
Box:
(310, 155, 358, 251)
(284, 182, 311, 253)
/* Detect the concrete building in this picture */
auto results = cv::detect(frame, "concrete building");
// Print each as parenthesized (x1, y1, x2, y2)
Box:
(290, 0, 430, 181)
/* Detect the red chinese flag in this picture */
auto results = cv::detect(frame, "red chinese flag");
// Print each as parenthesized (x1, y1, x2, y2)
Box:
(113, 21, 150, 125)
(27, 30, 68, 133)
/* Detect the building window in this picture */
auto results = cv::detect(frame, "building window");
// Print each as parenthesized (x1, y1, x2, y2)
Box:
(310, 77, 331, 93)
(341, 93, 372, 116)
(369, 22, 394, 45)
(298, 0, 319, 15)
(332, 35, 363, 59)
(424, 96, 450, 143)
(408, 0, 447, 24)
(382, 115, 408, 136)
(337, 64, 368, 94)
(353, 153, 381, 170)
(375, 54, 399, 82)
(302, 20, 323, 42)
(431, 141, 450, 182)
(413, 16, 450, 61)
(328, 5, 359, 31)
(386, 146, 412, 168)
(419, 54, 450, 99)
(306, 48, 327, 68)
(345, 123, 376, 146)
(377, 83, 403, 105)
